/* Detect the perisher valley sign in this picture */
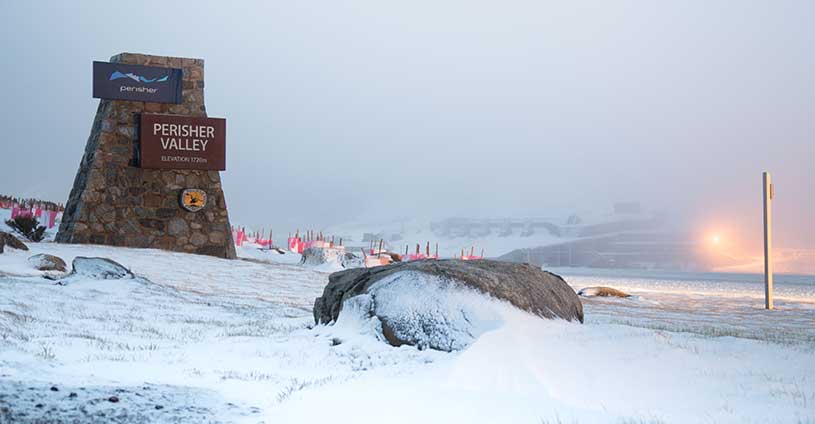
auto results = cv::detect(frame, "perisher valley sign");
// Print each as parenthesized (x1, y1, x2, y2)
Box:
(140, 114, 226, 171)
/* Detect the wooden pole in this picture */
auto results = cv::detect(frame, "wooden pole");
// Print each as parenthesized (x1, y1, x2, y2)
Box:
(378, 239, 383, 258)
(763, 171, 774, 310)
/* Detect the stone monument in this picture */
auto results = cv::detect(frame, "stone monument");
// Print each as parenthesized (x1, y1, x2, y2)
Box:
(56, 53, 236, 259)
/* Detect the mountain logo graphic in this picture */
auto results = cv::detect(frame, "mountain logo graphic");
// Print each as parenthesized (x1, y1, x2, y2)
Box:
(109, 71, 169, 84)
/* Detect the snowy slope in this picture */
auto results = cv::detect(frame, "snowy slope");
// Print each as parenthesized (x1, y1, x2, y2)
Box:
(0, 242, 814, 423)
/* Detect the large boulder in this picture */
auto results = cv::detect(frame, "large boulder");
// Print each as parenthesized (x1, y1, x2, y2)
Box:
(0, 231, 29, 252)
(28, 254, 68, 272)
(314, 259, 583, 351)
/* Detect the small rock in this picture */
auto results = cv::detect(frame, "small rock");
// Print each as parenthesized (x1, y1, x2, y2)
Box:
(155, 405, 164, 410)
(29, 254, 68, 272)
(577, 286, 631, 298)
(0, 231, 28, 251)
(68, 392, 77, 398)
(108, 396, 119, 403)
(301, 247, 362, 269)
(35, 403, 44, 408)
(49, 386, 59, 392)
(42, 271, 64, 281)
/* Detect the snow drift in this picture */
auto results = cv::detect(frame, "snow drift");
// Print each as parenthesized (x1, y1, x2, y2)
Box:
(334, 271, 511, 351)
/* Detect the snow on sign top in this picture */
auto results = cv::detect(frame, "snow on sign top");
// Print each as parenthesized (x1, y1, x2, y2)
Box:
(139, 113, 226, 171)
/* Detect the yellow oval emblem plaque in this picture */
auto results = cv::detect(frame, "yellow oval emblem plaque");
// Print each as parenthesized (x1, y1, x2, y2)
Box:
(180, 188, 207, 212)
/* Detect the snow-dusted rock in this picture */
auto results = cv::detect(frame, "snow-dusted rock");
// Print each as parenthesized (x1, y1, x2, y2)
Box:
(0, 231, 28, 252)
(27, 253, 67, 272)
(56, 257, 134, 284)
(578, 286, 631, 298)
(314, 259, 583, 351)
(300, 247, 362, 269)
(300, 247, 342, 266)
(342, 253, 364, 269)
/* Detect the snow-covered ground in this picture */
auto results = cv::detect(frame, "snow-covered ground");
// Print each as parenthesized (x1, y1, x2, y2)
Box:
(554, 267, 815, 345)
(1, 240, 814, 423)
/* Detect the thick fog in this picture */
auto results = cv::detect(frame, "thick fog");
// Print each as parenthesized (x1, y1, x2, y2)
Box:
(1, 1, 813, 252)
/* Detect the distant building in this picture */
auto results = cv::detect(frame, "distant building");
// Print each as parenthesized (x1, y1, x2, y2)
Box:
(614, 202, 642, 215)
(499, 231, 707, 271)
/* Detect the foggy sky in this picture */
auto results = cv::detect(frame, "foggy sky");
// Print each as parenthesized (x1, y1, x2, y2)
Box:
(1, 1, 813, 249)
